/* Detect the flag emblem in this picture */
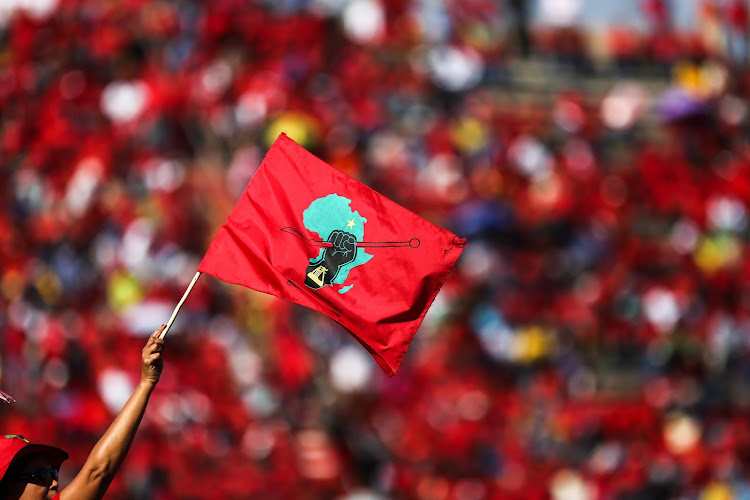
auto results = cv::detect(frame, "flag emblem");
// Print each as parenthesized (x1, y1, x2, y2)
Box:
(281, 193, 424, 293)
(300, 194, 372, 291)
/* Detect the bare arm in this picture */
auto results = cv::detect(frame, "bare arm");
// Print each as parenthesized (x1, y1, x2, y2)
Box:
(60, 325, 165, 500)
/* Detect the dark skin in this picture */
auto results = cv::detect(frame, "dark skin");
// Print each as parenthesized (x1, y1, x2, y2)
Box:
(1, 326, 166, 500)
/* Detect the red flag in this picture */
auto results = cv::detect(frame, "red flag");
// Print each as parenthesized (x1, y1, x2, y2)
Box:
(199, 133, 466, 376)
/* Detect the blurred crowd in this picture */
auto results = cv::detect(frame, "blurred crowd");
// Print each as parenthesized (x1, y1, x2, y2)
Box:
(2, 0, 750, 499)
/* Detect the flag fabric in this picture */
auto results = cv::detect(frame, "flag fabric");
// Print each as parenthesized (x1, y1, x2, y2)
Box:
(199, 133, 466, 376)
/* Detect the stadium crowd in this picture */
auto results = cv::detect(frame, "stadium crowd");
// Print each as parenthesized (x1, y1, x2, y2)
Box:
(2, 0, 750, 498)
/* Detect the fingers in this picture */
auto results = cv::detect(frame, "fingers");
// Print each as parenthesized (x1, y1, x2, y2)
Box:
(330, 230, 343, 247)
(343, 233, 356, 248)
(145, 338, 165, 353)
(145, 352, 163, 365)
(141, 326, 165, 386)
(330, 230, 356, 254)
(144, 325, 166, 346)
(143, 325, 166, 358)
(143, 340, 164, 365)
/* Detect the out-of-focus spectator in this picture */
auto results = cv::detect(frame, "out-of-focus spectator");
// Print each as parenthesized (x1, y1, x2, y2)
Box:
(508, 0, 532, 58)
(724, 0, 750, 66)
(1, 1, 750, 499)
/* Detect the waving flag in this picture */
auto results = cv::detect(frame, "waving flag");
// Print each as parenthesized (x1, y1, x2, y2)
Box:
(199, 133, 465, 376)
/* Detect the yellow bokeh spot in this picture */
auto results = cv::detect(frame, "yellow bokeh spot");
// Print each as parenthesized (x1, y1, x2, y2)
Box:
(694, 234, 740, 274)
(35, 268, 62, 306)
(514, 325, 553, 364)
(107, 271, 143, 311)
(452, 117, 488, 155)
(672, 60, 727, 99)
(264, 112, 320, 149)
(701, 482, 733, 500)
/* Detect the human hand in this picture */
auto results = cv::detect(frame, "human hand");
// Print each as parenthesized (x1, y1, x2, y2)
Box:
(328, 230, 357, 261)
(305, 230, 357, 289)
(141, 326, 165, 388)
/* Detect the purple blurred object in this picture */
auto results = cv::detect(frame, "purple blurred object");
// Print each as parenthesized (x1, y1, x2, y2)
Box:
(656, 88, 708, 121)
(452, 200, 513, 238)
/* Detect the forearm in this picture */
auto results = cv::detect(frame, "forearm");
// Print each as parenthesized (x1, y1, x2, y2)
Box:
(88, 381, 154, 477)
(61, 381, 155, 500)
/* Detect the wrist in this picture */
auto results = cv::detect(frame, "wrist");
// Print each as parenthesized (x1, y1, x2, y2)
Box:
(138, 379, 158, 391)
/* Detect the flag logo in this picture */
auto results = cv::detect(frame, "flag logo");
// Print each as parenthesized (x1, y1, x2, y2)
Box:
(300, 194, 373, 292)
(281, 193, 421, 294)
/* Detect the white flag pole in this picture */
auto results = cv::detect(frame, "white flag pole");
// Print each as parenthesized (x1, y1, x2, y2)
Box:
(160, 271, 202, 339)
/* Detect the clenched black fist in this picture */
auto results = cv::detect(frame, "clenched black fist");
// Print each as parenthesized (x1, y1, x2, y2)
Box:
(304, 230, 358, 289)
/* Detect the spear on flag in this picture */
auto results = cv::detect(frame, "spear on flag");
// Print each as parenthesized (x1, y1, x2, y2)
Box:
(281, 227, 421, 248)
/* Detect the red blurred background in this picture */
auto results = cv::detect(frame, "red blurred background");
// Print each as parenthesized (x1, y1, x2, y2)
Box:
(2, 1, 750, 498)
